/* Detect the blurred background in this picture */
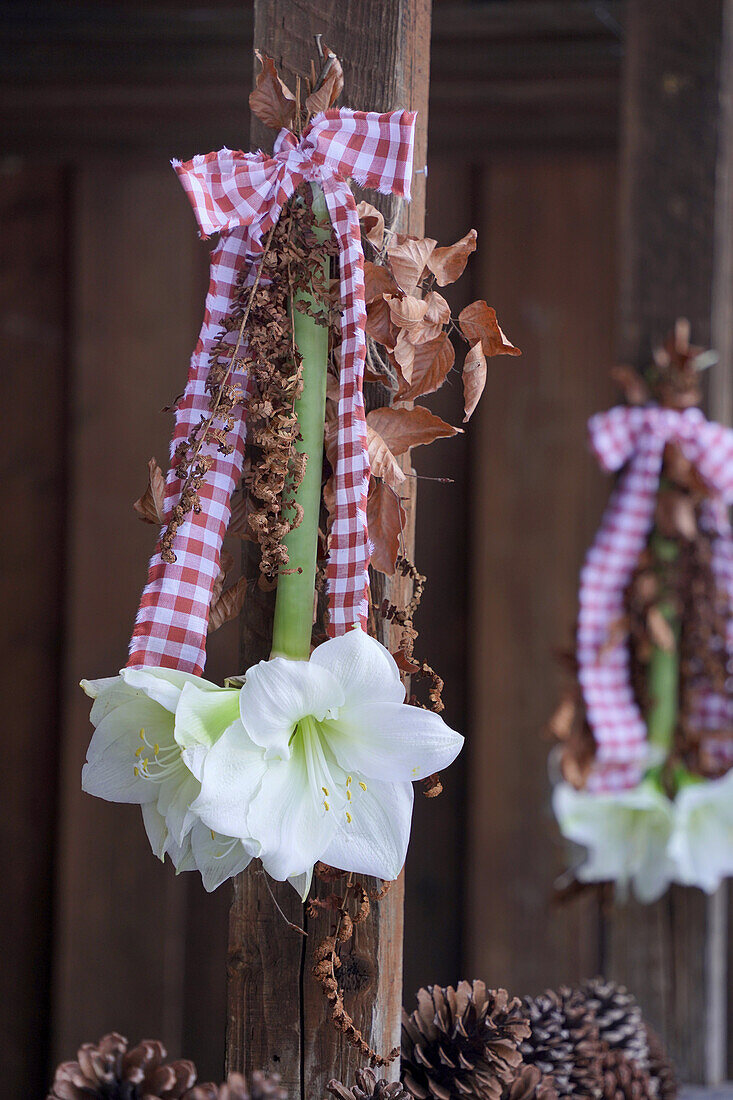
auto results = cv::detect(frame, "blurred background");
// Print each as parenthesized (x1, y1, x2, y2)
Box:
(1, 1, 730, 1096)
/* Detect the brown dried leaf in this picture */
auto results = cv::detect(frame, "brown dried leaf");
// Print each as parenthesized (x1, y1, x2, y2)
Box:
(458, 301, 521, 357)
(364, 261, 398, 304)
(365, 297, 397, 349)
(397, 333, 455, 401)
(386, 234, 437, 294)
(426, 229, 478, 286)
(367, 405, 461, 456)
(462, 341, 487, 421)
(357, 201, 385, 249)
(305, 47, 344, 114)
(392, 330, 415, 385)
(386, 293, 428, 332)
(134, 458, 166, 525)
(408, 290, 451, 344)
(647, 606, 676, 653)
(249, 51, 296, 132)
(611, 364, 649, 406)
(655, 489, 697, 541)
(366, 425, 406, 491)
(367, 479, 406, 574)
(548, 694, 577, 742)
(208, 576, 248, 634)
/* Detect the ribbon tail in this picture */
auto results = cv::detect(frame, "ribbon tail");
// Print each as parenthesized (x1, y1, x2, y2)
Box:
(321, 177, 371, 635)
(578, 433, 667, 791)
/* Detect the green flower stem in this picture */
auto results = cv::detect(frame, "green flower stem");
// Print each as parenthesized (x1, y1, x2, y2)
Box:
(270, 184, 330, 662)
(646, 534, 680, 757)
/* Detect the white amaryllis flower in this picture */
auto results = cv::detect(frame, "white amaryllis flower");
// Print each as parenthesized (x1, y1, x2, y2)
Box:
(667, 769, 733, 893)
(81, 667, 254, 891)
(553, 779, 676, 903)
(191, 627, 464, 888)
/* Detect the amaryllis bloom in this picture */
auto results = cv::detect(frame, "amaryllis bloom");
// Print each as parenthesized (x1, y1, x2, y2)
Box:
(667, 769, 733, 893)
(81, 667, 254, 891)
(553, 778, 676, 903)
(191, 627, 464, 888)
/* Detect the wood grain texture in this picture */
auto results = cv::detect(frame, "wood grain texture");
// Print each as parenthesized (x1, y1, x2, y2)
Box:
(227, 4, 430, 1095)
(610, 0, 731, 1083)
(0, 164, 67, 1099)
(51, 162, 238, 1072)
(466, 152, 617, 994)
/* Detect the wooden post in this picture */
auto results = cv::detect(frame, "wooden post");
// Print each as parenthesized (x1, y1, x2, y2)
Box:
(226, 4, 431, 1095)
(610, 0, 733, 1083)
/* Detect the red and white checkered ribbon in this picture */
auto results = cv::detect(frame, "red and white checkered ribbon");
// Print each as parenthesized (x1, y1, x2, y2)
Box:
(578, 405, 733, 791)
(128, 109, 416, 674)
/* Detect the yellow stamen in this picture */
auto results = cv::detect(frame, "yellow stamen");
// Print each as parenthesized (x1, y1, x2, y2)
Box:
(359, 781, 367, 792)
(346, 775, 352, 787)
(322, 786, 329, 796)
(135, 745, 143, 757)
(153, 743, 160, 755)
(324, 801, 330, 812)
(347, 790, 352, 802)
(139, 729, 145, 741)
(346, 811, 352, 823)
(134, 766, 140, 777)
(210, 829, 216, 840)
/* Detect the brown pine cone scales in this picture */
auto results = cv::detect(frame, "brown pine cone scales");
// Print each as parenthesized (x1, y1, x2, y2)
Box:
(501, 1066, 559, 1100)
(186, 1072, 288, 1100)
(597, 1048, 652, 1099)
(47, 1033, 196, 1100)
(645, 1027, 677, 1100)
(328, 1068, 411, 1100)
(401, 981, 530, 1100)
(579, 980, 649, 1075)
(520, 989, 602, 1098)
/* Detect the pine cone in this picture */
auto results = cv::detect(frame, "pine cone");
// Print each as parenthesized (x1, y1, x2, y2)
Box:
(520, 989, 602, 1097)
(47, 1033, 197, 1100)
(501, 1065, 559, 1100)
(186, 1072, 287, 1100)
(580, 980, 649, 1074)
(645, 1027, 677, 1100)
(401, 981, 530, 1100)
(328, 1068, 410, 1100)
(598, 1048, 653, 1100)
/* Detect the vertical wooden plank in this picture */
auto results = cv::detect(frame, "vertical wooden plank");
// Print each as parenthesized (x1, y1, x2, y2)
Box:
(609, 1, 732, 1083)
(52, 161, 236, 1066)
(403, 156, 474, 999)
(0, 163, 67, 1098)
(227, 4, 430, 1095)
(467, 152, 617, 994)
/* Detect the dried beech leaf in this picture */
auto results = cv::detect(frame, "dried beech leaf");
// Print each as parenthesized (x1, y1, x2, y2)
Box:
(366, 297, 397, 349)
(611, 364, 650, 406)
(366, 425, 406, 491)
(398, 333, 455, 402)
(462, 341, 487, 421)
(426, 229, 478, 286)
(208, 576, 248, 634)
(647, 606, 676, 653)
(367, 405, 460, 456)
(305, 47, 344, 114)
(393, 649, 421, 674)
(364, 261, 398, 304)
(391, 329, 415, 385)
(547, 695, 577, 742)
(210, 549, 235, 607)
(367, 479, 406, 575)
(357, 201, 385, 249)
(408, 290, 451, 345)
(323, 475, 336, 529)
(250, 51, 296, 132)
(134, 458, 166, 525)
(386, 293, 428, 331)
(655, 489, 697, 541)
(458, 301, 521, 357)
(387, 234, 437, 294)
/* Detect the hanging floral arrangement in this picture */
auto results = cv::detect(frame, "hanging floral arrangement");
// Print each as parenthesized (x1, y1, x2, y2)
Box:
(80, 50, 519, 913)
(550, 320, 733, 901)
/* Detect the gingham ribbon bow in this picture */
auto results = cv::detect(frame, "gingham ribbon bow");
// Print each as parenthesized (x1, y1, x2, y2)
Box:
(128, 109, 416, 674)
(578, 404, 733, 791)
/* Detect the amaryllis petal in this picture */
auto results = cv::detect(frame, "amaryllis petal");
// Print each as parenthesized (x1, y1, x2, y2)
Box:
(190, 821, 255, 892)
(288, 868, 314, 901)
(240, 657, 345, 758)
(668, 771, 733, 893)
(324, 701, 463, 781)
(121, 666, 216, 714)
(175, 682, 241, 753)
(191, 720, 268, 840)
(321, 777, 414, 880)
(82, 676, 135, 725)
(157, 772, 201, 846)
(310, 627, 405, 707)
(82, 697, 170, 804)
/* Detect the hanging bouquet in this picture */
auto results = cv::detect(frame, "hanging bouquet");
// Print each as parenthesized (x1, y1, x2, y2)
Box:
(550, 320, 733, 902)
(80, 49, 520, 904)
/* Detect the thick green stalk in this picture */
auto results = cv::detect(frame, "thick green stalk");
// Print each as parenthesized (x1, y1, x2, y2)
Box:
(270, 185, 330, 661)
(645, 534, 680, 758)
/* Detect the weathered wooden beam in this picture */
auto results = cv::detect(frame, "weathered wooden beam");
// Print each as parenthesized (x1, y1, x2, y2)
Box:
(226, 4, 430, 1097)
(610, 0, 733, 1084)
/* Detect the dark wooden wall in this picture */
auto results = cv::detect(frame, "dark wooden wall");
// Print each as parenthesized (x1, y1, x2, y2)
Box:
(7, 2, 699, 1096)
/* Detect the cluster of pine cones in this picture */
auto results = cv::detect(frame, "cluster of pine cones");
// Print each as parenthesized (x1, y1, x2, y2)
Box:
(401, 979, 676, 1100)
